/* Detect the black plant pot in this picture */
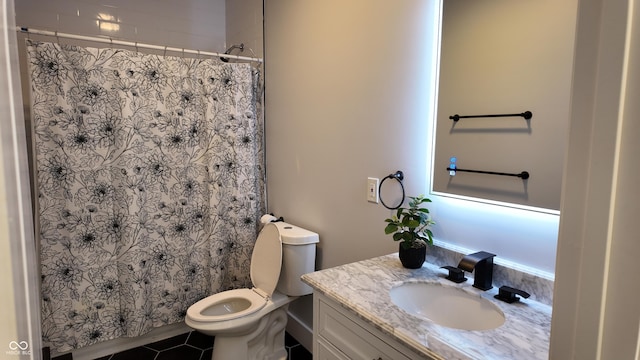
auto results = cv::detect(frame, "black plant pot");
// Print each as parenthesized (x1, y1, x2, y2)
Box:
(398, 243, 426, 269)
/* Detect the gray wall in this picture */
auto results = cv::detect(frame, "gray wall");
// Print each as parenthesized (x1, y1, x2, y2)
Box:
(226, 0, 263, 58)
(264, 0, 441, 270)
(263, 0, 560, 275)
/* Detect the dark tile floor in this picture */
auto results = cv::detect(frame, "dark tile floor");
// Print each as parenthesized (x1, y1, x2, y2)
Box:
(51, 331, 311, 360)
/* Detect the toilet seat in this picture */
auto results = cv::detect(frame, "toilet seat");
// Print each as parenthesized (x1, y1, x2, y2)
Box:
(186, 288, 267, 323)
(186, 223, 284, 323)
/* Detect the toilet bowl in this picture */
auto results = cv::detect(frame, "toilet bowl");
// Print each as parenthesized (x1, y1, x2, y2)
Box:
(186, 289, 291, 335)
(185, 221, 319, 360)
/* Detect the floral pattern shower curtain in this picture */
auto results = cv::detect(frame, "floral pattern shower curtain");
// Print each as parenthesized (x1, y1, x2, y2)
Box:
(27, 40, 265, 353)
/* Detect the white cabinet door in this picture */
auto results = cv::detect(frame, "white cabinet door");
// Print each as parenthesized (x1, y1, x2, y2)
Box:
(317, 296, 418, 360)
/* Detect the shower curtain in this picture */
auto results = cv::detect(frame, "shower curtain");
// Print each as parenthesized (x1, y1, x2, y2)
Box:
(26, 40, 265, 353)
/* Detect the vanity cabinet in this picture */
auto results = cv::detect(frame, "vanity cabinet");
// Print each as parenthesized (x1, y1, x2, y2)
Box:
(312, 292, 435, 360)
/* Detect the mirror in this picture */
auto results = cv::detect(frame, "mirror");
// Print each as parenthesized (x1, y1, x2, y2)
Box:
(431, 0, 578, 211)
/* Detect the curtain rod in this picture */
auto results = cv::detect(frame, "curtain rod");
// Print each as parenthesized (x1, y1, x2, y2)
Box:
(16, 26, 263, 63)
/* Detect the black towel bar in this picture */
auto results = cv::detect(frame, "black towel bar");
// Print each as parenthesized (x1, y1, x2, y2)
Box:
(449, 111, 532, 122)
(446, 167, 530, 180)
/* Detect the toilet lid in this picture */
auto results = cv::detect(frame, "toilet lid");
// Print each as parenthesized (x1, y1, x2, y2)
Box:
(250, 223, 282, 297)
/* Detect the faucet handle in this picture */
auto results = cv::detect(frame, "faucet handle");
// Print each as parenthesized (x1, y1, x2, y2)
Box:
(494, 285, 530, 303)
(440, 266, 467, 283)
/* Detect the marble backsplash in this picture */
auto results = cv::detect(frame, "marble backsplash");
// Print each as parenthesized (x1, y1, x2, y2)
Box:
(427, 243, 555, 306)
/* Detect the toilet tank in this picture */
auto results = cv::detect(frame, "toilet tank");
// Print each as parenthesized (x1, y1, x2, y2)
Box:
(272, 222, 319, 296)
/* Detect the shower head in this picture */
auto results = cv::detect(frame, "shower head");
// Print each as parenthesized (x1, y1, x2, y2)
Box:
(220, 43, 244, 62)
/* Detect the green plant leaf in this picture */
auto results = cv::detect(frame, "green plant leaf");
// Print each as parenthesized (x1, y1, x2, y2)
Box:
(405, 219, 420, 228)
(384, 224, 398, 234)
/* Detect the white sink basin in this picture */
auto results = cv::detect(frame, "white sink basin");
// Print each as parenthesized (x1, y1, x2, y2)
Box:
(390, 282, 505, 331)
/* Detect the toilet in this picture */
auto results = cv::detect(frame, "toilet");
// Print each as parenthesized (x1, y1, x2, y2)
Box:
(185, 220, 319, 360)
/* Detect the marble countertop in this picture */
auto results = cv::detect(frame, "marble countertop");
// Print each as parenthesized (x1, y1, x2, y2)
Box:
(301, 253, 552, 360)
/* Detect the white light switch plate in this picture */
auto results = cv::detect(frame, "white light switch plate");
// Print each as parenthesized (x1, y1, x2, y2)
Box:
(367, 177, 379, 203)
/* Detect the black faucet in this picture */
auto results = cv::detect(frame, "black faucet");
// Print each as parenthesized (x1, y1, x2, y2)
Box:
(457, 251, 496, 291)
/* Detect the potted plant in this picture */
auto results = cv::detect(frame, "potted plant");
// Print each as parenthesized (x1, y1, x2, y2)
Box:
(384, 195, 435, 269)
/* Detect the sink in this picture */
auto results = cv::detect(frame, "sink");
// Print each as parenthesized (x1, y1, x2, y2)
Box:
(390, 282, 505, 331)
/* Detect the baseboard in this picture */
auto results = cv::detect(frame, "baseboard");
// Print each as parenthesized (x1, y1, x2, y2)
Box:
(286, 310, 313, 352)
(52, 311, 310, 359)
(59, 322, 191, 360)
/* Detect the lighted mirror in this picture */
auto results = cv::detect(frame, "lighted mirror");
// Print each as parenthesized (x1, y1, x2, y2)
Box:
(431, 0, 578, 211)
